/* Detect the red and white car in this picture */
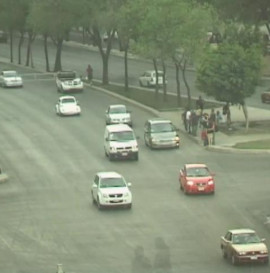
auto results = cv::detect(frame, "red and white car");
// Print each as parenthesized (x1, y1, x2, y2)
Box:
(179, 163, 215, 194)
(220, 229, 269, 265)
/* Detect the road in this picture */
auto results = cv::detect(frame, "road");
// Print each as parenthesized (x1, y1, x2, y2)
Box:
(0, 36, 270, 110)
(0, 65, 269, 273)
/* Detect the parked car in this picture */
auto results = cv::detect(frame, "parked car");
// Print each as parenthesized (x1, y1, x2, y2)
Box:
(220, 228, 269, 265)
(0, 70, 23, 88)
(104, 124, 138, 161)
(144, 118, 180, 149)
(139, 70, 167, 87)
(0, 30, 8, 43)
(55, 96, 81, 116)
(56, 71, 83, 93)
(91, 171, 132, 209)
(105, 104, 132, 126)
(179, 164, 215, 194)
(261, 91, 270, 103)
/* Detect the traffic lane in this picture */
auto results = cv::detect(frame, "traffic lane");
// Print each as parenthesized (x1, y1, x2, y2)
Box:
(2, 36, 267, 109)
(0, 81, 269, 273)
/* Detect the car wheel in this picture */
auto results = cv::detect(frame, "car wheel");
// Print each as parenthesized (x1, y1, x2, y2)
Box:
(108, 153, 114, 161)
(126, 203, 132, 209)
(180, 183, 183, 191)
(91, 191, 96, 204)
(231, 254, 238, 265)
(222, 247, 227, 259)
(147, 81, 150, 87)
(183, 186, 189, 195)
(139, 80, 143, 87)
(97, 197, 103, 210)
(134, 152, 139, 161)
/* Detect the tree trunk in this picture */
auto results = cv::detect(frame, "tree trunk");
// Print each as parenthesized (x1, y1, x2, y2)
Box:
(174, 62, 181, 107)
(181, 59, 191, 108)
(54, 38, 63, 72)
(9, 30, 13, 63)
(43, 34, 50, 72)
(18, 32, 24, 65)
(153, 58, 159, 98)
(242, 102, 249, 131)
(162, 60, 167, 102)
(25, 32, 35, 67)
(124, 46, 129, 92)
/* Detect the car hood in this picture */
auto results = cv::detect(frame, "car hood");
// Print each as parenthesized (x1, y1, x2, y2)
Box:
(99, 187, 130, 195)
(233, 243, 268, 252)
(109, 113, 130, 119)
(110, 140, 137, 147)
(152, 131, 178, 140)
(4, 76, 22, 81)
(60, 104, 79, 110)
(186, 176, 213, 182)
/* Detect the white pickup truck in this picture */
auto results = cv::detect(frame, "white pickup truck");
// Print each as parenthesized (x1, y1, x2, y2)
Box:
(56, 71, 83, 93)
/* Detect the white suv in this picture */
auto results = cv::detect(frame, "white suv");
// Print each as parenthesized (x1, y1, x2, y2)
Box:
(105, 104, 132, 126)
(104, 124, 139, 161)
(91, 171, 132, 209)
(139, 70, 167, 87)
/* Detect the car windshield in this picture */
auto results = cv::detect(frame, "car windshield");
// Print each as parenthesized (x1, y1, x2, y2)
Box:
(186, 167, 210, 177)
(62, 98, 76, 104)
(151, 122, 174, 133)
(232, 233, 261, 244)
(110, 106, 127, 114)
(4, 71, 17, 77)
(109, 131, 134, 141)
(100, 177, 126, 188)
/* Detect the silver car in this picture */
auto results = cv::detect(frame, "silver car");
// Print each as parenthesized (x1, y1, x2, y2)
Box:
(144, 118, 180, 149)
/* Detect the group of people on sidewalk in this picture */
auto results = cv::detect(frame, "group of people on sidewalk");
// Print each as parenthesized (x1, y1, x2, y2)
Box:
(182, 97, 231, 146)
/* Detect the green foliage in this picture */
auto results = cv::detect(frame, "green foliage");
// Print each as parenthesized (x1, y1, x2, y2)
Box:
(196, 43, 262, 104)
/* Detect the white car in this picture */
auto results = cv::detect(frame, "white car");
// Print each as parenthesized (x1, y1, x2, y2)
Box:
(56, 71, 83, 93)
(0, 70, 23, 87)
(139, 70, 167, 87)
(55, 96, 81, 116)
(91, 171, 132, 209)
(105, 104, 132, 126)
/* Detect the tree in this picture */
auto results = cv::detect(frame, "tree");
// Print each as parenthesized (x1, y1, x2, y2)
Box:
(81, 0, 126, 85)
(196, 43, 262, 130)
(28, 0, 82, 72)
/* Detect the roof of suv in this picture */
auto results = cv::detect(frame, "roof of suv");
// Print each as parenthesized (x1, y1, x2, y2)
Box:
(97, 171, 122, 179)
(106, 124, 133, 132)
(147, 118, 172, 125)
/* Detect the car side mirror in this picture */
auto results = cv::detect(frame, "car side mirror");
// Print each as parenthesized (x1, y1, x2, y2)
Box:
(261, 238, 266, 242)
(127, 182, 132, 187)
(105, 137, 109, 141)
(92, 184, 97, 188)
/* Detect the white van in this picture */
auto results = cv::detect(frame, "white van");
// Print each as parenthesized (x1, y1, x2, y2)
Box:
(104, 124, 138, 161)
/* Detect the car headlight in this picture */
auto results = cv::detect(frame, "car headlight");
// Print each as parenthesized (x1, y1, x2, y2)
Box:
(238, 251, 246, 255)
(123, 192, 130, 197)
(187, 181, 194, 186)
(208, 180, 214, 185)
(151, 137, 158, 143)
(132, 145, 138, 151)
(110, 146, 117, 152)
(102, 193, 108, 198)
(260, 250, 268, 254)
(174, 136, 180, 142)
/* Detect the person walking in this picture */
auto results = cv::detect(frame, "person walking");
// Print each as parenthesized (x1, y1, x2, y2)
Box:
(196, 95, 204, 112)
(181, 108, 188, 132)
(86, 64, 93, 84)
(186, 108, 192, 134)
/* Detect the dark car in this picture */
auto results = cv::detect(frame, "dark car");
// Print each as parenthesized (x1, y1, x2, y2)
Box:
(261, 91, 270, 103)
(144, 118, 180, 149)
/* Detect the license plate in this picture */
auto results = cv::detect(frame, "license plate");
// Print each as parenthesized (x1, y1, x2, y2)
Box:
(198, 186, 204, 191)
(122, 152, 128, 156)
(250, 256, 258, 260)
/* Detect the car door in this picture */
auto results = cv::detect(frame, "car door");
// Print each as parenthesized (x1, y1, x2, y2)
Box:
(180, 166, 187, 189)
(92, 175, 99, 201)
(144, 121, 151, 145)
(222, 232, 233, 256)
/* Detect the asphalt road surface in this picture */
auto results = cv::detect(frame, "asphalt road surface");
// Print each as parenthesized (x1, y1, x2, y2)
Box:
(0, 66, 270, 273)
(0, 36, 270, 110)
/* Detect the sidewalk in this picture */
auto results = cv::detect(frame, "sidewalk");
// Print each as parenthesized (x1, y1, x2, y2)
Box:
(160, 105, 270, 153)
